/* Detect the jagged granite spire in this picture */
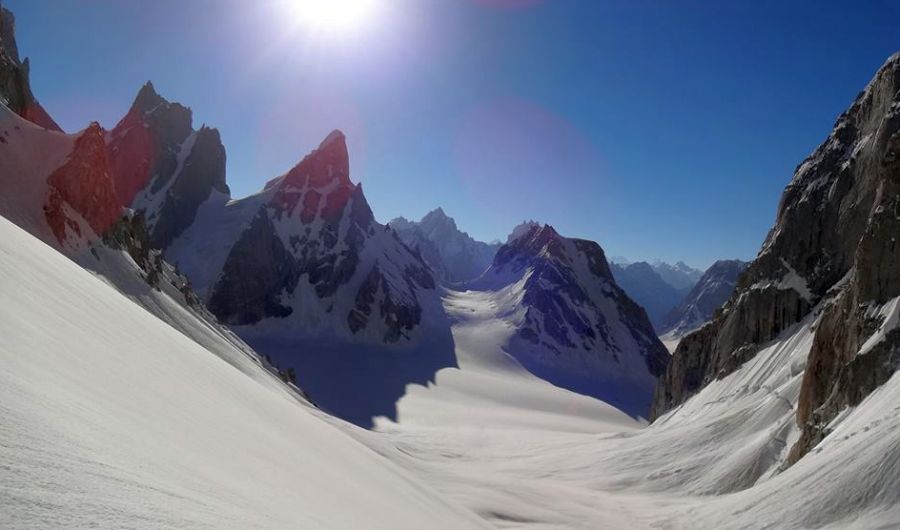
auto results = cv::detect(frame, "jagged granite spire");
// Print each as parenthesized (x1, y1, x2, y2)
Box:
(107, 82, 228, 248)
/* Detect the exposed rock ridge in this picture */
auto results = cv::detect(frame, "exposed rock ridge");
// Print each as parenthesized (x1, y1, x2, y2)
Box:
(108, 82, 229, 249)
(0, 6, 61, 131)
(44, 123, 121, 244)
(653, 54, 900, 466)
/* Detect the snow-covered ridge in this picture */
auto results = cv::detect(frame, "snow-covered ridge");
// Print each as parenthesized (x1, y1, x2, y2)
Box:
(471, 223, 669, 417)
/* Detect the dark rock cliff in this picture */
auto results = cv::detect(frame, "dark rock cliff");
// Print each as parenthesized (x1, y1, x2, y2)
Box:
(653, 54, 900, 465)
(0, 7, 60, 131)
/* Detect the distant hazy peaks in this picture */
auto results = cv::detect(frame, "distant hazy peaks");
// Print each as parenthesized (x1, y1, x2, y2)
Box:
(389, 207, 500, 284)
(660, 259, 748, 339)
(419, 206, 448, 223)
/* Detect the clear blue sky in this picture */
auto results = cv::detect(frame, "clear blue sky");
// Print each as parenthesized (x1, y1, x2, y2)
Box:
(7, 0, 899, 267)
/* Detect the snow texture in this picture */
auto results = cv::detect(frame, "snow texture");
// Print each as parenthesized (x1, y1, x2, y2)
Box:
(0, 215, 486, 530)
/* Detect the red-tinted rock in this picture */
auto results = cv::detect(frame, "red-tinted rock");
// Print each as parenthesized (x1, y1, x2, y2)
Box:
(45, 123, 122, 243)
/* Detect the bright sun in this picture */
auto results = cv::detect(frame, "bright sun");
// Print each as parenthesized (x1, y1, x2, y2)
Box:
(288, 0, 377, 31)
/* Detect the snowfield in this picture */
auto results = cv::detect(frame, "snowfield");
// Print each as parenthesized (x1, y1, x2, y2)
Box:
(373, 290, 900, 529)
(0, 216, 485, 529)
(3, 212, 900, 529)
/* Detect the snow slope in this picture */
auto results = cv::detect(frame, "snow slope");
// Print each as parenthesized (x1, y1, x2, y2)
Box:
(0, 215, 486, 529)
(375, 296, 900, 529)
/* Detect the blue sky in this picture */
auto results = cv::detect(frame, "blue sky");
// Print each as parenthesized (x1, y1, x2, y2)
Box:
(7, 0, 900, 267)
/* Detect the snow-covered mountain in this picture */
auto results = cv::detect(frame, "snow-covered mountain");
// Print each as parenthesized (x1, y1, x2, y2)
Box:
(660, 259, 748, 339)
(471, 224, 669, 417)
(105, 84, 453, 426)
(610, 261, 687, 331)
(389, 207, 500, 283)
(110, 84, 439, 346)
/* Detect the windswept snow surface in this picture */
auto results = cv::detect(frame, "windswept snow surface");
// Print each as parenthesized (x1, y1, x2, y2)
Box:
(0, 215, 485, 529)
(374, 290, 900, 529)
(3, 202, 900, 528)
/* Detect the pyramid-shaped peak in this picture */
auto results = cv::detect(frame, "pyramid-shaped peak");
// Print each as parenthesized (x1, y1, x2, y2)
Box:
(420, 207, 458, 230)
(132, 81, 166, 112)
(319, 129, 346, 150)
(278, 130, 352, 192)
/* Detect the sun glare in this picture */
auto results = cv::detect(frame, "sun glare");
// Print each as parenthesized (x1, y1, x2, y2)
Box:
(288, 0, 377, 32)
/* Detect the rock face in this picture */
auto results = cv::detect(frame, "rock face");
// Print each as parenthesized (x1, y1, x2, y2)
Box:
(0, 7, 60, 131)
(661, 259, 748, 338)
(389, 208, 500, 284)
(107, 82, 229, 249)
(44, 123, 121, 244)
(611, 261, 688, 331)
(101, 211, 203, 309)
(476, 224, 670, 417)
(653, 54, 900, 464)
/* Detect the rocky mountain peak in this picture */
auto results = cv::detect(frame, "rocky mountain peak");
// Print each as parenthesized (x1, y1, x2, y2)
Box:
(477, 224, 669, 416)
(653, 53, 900, 465)
(131, 81, 166, 114)
(0, 6, 60, 131)
(119, 82, 192, 134)
(420, 207, 458, 232)
(45, 122, 121, 244)
(278, 129, 351, 193)
(108, 83, 227, 248)
(1, 7, 20, 64)
(268, 130, 357, 228)
(388, 207, 500, 284)
(494, 223, 565, 269)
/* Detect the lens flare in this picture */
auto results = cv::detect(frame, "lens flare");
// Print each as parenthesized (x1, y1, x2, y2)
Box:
(287, 0, 377, 31)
